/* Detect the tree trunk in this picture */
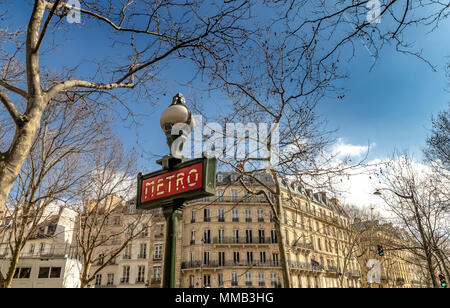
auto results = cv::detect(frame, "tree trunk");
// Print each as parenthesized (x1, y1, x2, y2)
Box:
(80, 262, 92, 288)
(274, 194, 292, 288)
(0, 243, 23, 288)
(0, 97, 45, 209)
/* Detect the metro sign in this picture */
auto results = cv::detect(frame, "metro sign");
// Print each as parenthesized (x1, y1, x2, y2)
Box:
(137, 157, 217, 210)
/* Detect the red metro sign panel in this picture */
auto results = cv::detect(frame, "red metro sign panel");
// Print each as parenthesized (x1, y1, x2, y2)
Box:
(141, 163, 203, 203)
(137, 158, 217, 210)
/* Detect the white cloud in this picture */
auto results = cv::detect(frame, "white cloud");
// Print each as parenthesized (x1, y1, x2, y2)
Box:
(332, 138, 376, 160)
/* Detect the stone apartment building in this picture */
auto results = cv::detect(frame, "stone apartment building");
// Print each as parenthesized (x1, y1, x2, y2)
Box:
(0, 203, 81, 288)
(87, 199, 168, 289)
(356, 220, 429, 288)
(178, 172, 363, 288)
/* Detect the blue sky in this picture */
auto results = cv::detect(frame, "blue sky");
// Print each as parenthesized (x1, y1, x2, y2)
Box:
(3, 1, 450, 175)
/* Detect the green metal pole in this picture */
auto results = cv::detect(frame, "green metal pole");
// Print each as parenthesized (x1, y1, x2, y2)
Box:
(162, 200, 183, 288)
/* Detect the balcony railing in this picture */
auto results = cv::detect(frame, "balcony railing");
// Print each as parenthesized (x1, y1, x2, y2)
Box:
(151, 278, 162, 284)
(181, 260, 282, 269)
(213, 237, 274, 245)
(347, 270, 361, 277)
(326, 266, 340, 274)
(291, 241, 314, 251)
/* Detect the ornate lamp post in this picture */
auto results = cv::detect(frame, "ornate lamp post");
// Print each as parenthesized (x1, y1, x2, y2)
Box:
(136, 93, 216, 289)
(158, 93, 194, 288)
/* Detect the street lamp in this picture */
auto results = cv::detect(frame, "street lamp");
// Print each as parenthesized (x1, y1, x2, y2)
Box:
(159, 93, 193, 288)
(159, 93, 195, 168)
(136, 93, 216, 288)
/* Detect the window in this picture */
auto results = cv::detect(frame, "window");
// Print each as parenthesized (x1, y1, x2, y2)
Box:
(232, 229, 239, 243)
(29, 244, 35, 254)
(124, 244, 132, 259)
(154, 244, 163, 260)
(231, 190, 238, 202)
(258, 273, 265, 286)
(17, 268, 31, 279)
(218, 251, 225, 266)
(269, 210, 274, 222)
(114, 216, 120, 226)
(153, 265, 162, 280)
(245, 209, 252, 222)
(270, 273, 278, 287)
(137, 266, 146, 283)
(245, 273, 252, 286)
(217, 174, 223, 182)
(38, 267, 50, 279)
(272, 253, 279, 266)
(189, 275, 194, 288)
(107, 273, 114, 286)
(204, 209, 210, 222)
(231, 272, 238, 286)
(218, 273, 224, 287)
(155, 223, 164, 237)
(233, 251, 240, 264)
(203, 251, 210, 266)
(218, 209, 225, 222)
(246, 251, 253, 264)
(260, 251, 266, 263)
(39, 243, 45, 254)
(218, 229, 224, 244)
(191, 210, 196, 223)
(203, 229, 211, 244)
(95, 274, 102, 286)
(50, 267, 61, 278)
(258, 229, 265, 243)
(257, 209, 264, 222)
(245, 229, 253, 243)
(271, 229, 278, 243)
(217, 190, 224, 202)
(232, 209, 239, 222)
(203, 275, 211, 287)
(141, 224, 149, 237)
(122, 266, 130, 283)
(139, 243, 147, 259)
(190, 231, 196, 245)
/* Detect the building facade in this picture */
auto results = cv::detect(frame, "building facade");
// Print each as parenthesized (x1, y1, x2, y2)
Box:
(0, 204, 81, 288)
(178, 172, 363, 288)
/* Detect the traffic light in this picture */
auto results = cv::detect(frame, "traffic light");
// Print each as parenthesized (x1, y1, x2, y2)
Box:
(439, 274, 447, 288)
(377, 245, 384, 257)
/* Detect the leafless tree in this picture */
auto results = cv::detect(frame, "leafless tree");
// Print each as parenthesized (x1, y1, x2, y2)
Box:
(0, 97, 106, 288)
(375, 153, 450, 288)
(69, 137, 153, 288)
(0, 0, 253, 209)
(425, 104, 450, 168)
